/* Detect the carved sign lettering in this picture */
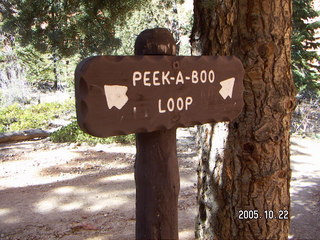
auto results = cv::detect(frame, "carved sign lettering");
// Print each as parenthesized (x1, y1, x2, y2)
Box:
(75, 56, 244, 137)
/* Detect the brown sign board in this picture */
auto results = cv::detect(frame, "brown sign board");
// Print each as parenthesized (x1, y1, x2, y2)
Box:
(75, 56, 244, 138)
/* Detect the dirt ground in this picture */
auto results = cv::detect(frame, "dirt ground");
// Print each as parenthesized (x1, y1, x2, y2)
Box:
(0, 128, 319, 240)
(289, 136, 320, 240)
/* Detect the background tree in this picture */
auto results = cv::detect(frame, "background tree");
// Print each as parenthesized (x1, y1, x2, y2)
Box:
(1, 0, 146, 56)
(114, 0, 191, 56)
(292, 0, 320, 99)
(1, 0, 191, 90)
(0, 18, 31, 105)
(191, 0, 296, 239)
(1, 0, 145, 89)
(0, 18, 72, 94)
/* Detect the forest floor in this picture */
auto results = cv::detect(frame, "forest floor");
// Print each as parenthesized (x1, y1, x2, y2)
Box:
(289, 136, 320, 240)
(0, 128, 319, 240)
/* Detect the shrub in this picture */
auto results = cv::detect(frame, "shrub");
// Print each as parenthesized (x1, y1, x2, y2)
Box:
(50, 121, 135, 145)
(0, 101, 74, 132)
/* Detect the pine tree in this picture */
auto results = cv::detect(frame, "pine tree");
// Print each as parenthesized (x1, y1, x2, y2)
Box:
(114, 0, 191, 56)
(1, 0, 145, 57)
(191, 0, 295, 239)
(292, 0, 320, 98)
(1, 0, 146, 90)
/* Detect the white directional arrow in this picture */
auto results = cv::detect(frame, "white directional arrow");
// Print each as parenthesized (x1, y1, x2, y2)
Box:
(104, 85, 129, 110)
(219, 77, 235, 100)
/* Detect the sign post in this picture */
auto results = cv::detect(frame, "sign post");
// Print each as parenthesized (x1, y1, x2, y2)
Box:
(134, 28, 180, 240)
(75, 28, 244, 240)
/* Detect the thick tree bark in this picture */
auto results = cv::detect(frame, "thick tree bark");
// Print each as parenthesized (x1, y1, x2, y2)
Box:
(191, 1, 296, 239)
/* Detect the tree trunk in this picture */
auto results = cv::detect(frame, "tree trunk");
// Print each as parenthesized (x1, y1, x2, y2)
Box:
(191, 1, 296, 239)
(52, 52, 59, 90)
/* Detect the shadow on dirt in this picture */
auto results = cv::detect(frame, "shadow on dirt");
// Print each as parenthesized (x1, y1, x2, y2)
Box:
(289, 137, 320, 240)
(290, 177, 320, 240)
(0, 140, 198, 240)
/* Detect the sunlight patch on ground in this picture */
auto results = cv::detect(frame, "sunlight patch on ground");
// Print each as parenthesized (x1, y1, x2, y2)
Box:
(34, 185, 135, 215)
(0, 149, 80, 189)
(289, 136, 320, 240)
(291, 180, 317, 188)
(293, 200, 315, 212)
(85, 237, 109, 240)
(99, 173, 134, 183)
(180, 175, 196, 189)
(291, 136, 320, 177)
(53, 186, 77, 194)
(2, 216, 21, 224)
(103, 162, 132, 170)
(59, 201, 85, 211)
(35, 197, 60, 213)
(179, 229, 194, 239)
(290, 181, 318, 195)
(0, 208, 12, 217)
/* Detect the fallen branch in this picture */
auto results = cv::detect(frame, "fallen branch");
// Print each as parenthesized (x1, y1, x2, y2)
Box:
(0, 129, 50, 144)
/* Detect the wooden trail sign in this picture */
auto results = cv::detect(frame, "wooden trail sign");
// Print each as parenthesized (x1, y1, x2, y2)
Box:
(75, 28, 245, 240)
(75, 55, 244, 137)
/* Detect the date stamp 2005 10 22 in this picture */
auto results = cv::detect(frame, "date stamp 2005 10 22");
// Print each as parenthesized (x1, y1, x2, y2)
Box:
(238, 210, 289, 220)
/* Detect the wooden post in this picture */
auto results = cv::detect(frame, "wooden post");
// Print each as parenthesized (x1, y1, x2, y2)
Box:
(134, 28, 180, 240)
(75, 26, 245, 240)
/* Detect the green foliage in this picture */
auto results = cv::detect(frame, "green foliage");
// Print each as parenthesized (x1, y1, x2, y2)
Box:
(50, 121, 135, 145)
(292, 0, 320, 98)
(17, 45, 79, 89)
(2, 0, 146, 57)
(0, 101, 74, 132)
(114, 0, 192, 56)
(1, 0, 192, 93)
(16, 46, 55, 87)
(1, 17, 78, 92)
(1, 0, 148, 91)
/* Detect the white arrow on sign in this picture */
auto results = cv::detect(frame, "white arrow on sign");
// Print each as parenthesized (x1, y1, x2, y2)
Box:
(219, 77, 235, 100)
(104, 85, 129, 110)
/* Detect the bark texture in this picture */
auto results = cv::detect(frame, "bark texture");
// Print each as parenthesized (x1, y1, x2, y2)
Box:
(191, 1, 296, 239)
